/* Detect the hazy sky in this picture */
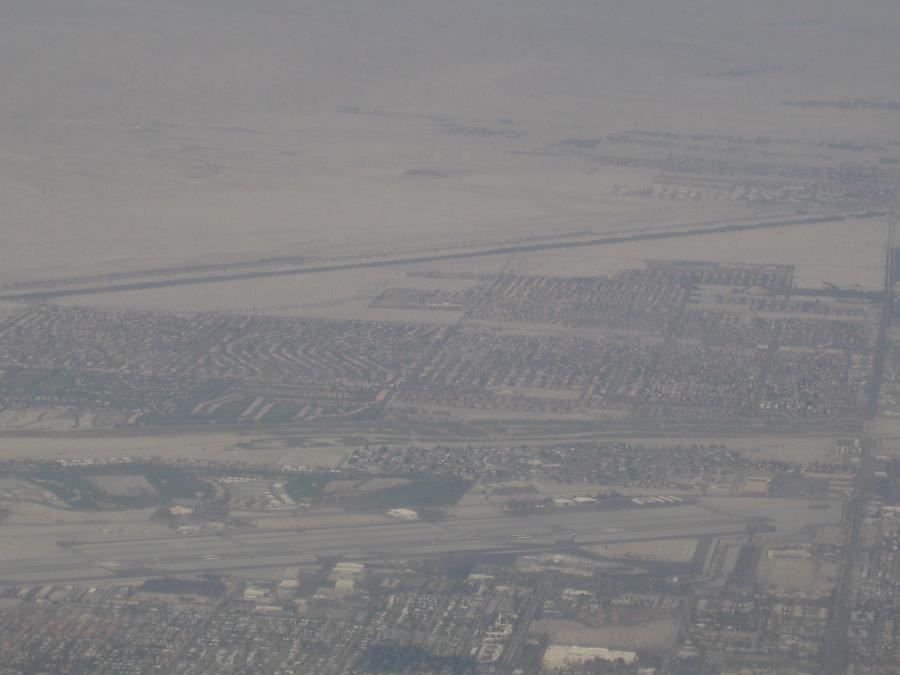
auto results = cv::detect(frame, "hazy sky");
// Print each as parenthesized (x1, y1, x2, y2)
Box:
(3, 1, 899, 282)
(3, 0, 899, 129)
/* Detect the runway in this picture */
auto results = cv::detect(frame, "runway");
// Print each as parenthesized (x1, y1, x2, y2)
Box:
(0, 503, 753, 584)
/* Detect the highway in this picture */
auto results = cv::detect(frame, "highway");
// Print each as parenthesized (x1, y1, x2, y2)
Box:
(820, 212, 895, 673)
(0, 212, 876, 303)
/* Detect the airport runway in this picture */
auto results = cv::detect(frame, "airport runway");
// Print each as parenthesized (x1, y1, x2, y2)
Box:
(0, 503, 752, 584)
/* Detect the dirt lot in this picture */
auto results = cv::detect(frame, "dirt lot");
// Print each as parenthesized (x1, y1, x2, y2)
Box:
(531, 616, 679, 651)
(756, 555, 840, 597)
(0, 502, 169, 562)
(0, 431, 349, 469)
(586, 538, 698, 563)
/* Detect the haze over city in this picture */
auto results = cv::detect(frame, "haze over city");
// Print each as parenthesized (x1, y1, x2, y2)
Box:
(2, 2, 900, 673)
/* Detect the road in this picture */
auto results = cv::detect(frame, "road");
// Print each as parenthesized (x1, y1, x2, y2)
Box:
(820, 213, 895, 673)
(499, 584, 549, 673)
(663, 592, 696, 675)
(0, 212, 876, 303)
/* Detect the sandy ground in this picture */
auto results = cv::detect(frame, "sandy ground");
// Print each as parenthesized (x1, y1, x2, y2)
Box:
(0, 431, 348, 468)
(39, 212, 888, 322)
(757, 556, 840, 596)
(0, 302, 22, 317)
(524, 215, 889, 290)
(697, 496, 841, 532)
(52, 263, 483, 322)
(586, 539, 698, 563)
(0, 503, 169, 562)
(531, 617, 679, 651)
(0, 409, 78, 431)
(4, 0, 900, 286)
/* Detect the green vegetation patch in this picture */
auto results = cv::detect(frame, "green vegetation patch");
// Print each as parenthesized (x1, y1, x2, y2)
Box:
(355, 477, 469, 509)
(140, 577, 225, 597)
(0, 369, 75, 396)
(284, 472, 333, 502)
(25, 464, 213, 510)
(356, 643, 475, 674)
